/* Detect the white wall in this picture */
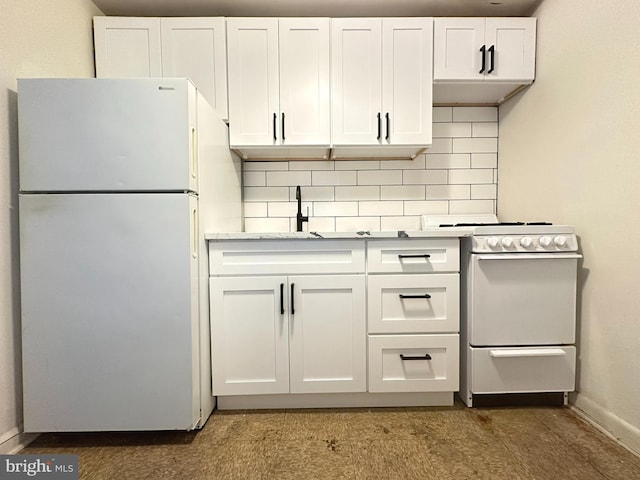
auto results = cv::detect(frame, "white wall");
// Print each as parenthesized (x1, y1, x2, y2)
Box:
(498, 0, 640, 453)
(244, 107, 498, 232)
(0, 0, 102, 453)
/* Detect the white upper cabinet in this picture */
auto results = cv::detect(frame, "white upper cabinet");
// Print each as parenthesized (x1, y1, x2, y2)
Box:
(94, 17, 162, 78)
(433, 17, 536, 104)
(226, 18, 330, 157)
(93, 16, 228, 120)
(331, 18, 433, 159)
(160, 18, 228, 120)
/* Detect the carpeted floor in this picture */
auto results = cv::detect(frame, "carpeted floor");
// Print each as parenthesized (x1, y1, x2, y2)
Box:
(22, 402, 640, 479)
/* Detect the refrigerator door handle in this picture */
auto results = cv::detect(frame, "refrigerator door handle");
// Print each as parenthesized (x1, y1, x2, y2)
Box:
(191, 128, 197, 180)
(192, 207, 198, 258)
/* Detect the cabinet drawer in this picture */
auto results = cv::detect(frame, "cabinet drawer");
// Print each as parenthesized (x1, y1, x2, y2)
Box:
(469, 346, 576, 394)
(368, 274, 459, 334)
(209, 240, 365, 275)
(368, 334, 459, 393)
(367, 239, 459, 273)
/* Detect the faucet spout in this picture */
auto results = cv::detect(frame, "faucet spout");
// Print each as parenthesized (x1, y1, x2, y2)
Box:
(295, 185, 309, 232)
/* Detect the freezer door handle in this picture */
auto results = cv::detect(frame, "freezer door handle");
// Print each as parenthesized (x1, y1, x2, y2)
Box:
(489, 348, 567, 358)
(191, 128, 197, 179)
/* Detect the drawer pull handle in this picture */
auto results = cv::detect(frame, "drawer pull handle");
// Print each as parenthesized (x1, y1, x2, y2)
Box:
(290, 283, 295, 315)
(400, 354, 432, 361)
(399, 294, 432, 299)
(280, 283, 285, 315)
(489, 349, 566, 358)
(398, 254, 431, 259)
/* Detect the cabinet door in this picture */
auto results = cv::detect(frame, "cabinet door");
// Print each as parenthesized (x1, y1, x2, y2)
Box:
(485, 18, 536, 82)
(288, 275, 366, 393)
(279, 18, 330, 146)
(433, 18, 485, 81)
(382, 18, 432, 145)
(210, 276, 289, 395)
(93, 17, 162, 78)
(161, 17, 228, 120)
(331, 18, 382, 145)
(227, 18, 280, 146)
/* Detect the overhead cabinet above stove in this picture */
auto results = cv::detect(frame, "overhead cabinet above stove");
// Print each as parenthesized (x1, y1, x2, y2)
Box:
(433, 17, 537, 105)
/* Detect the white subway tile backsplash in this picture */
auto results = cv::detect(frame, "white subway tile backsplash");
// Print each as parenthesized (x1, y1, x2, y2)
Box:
(358, 201, 403, 216)
(472, 122, 498, 138)
(335, 216, 381, 232)
(381, 185, 425, 200)
(266, 170, 312, 187)
(452, 137, 498, 154)
(449, 169, 494, 185)
(380, 155, 426, 170)
(404, 200, 449, 215)
(313, 170, 357, 186)
(244, 186, 290, 202)
(288, 186, 335, 201)
(425, 153, 470, 169)
(425, 185, 471, 200)
(358, 170, 402, 185)
(471, 153, 498, 169)
(335, 186, 380, 201)
(471, 184, 497, 200)
(243, 161, 288, 171)
(380, 216, 422, 231)
(314, 202, 358, 217)
(433, 122, 472, 138)
(335, 160, 380, 170)
(244, 217, 290, 233)
(241, 107, 498, 231)
(433, 106, 453, 122)
(452, 107, 498, 122)
(243, 171, 266, 187)
(243, 202, 267, 218)
(449, 200, 495, 214)
(403, 169, 448, 185)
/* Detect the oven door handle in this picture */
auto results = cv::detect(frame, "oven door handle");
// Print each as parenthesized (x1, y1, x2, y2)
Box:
(475, 253, 582, 261)
(489, 348, 567, 358)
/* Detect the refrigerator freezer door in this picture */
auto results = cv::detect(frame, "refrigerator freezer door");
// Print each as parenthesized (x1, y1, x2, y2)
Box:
(18, 78, 198, 193)
(20, 193, 200, 431)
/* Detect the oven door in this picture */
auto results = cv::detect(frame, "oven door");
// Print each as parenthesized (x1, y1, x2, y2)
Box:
(467, 253, 581, 346)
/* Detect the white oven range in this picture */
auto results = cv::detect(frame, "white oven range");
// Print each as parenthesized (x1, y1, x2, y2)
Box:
(423, 215, 582, 407)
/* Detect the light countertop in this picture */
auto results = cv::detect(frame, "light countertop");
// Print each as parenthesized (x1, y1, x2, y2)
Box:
(205, 228, 472, 241)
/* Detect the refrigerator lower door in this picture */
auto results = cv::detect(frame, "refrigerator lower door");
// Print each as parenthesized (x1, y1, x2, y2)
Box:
(19, 193, 200, 431)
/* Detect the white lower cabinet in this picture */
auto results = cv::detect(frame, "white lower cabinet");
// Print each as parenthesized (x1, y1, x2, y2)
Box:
(209, 240, 366, 396)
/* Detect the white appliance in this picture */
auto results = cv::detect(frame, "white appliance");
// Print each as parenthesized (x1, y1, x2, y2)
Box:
(423, 215, 581, 407)
(18, 78, 242, 432)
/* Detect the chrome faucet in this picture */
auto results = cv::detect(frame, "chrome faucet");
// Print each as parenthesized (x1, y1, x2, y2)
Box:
(295, 185, 309, 232)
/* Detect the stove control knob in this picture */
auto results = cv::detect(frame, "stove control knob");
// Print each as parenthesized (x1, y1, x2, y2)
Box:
(520, 236, 533, 248)
(554, 235, 568, 247)
(501, 237, 514, 248)
(539, 236, 553, 248)
(487, 237, 500, 249)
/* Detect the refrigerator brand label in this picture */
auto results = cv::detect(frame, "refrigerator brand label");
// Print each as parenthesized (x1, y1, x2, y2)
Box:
(158, 86, 175, 91)
(0, 455, 78, 479)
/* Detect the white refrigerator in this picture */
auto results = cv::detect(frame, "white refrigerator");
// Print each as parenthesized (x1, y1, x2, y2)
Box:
(18, 78, 242, 432)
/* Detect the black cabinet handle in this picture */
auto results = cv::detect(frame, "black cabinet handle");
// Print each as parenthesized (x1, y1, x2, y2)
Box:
(377, 112, 381, 140)
(399, 293, 432, 299)
(400, 354, 432, 361)
(385, 112, 390, 141)
(290, 282, 295, 315)
(280, 283, 285, 315)
(398, 254, 431, 259)
(488, 45, 495, 74)
(273, 113, 277, 141)
(479, 44, 486, 74)
(281, 112, 285, 141)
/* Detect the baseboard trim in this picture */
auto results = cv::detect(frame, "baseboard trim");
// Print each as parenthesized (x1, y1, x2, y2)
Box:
(0, 427, 39, 454)
(571, 393, 640, 457)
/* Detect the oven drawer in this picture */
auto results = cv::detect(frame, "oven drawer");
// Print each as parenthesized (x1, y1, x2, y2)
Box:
(368, 274, 459, 334)
(368, 334, 459, 392)
(367, 239, 459, 273)
(469, 346, 576, 394)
